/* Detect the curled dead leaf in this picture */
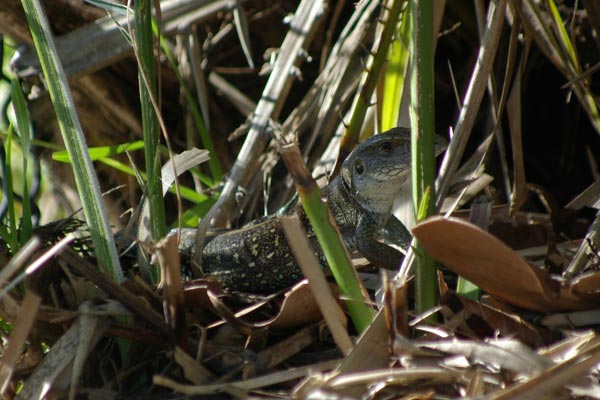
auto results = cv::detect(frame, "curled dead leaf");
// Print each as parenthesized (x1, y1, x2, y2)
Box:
(412, 217, 600, 312)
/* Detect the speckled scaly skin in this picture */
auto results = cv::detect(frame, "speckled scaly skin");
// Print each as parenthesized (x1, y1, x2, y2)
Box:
(178, 127, 441, 293)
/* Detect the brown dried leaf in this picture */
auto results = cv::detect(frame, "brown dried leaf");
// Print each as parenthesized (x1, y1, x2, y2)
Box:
(0, 291, 41, 395)
(459, 296, 545, 347)
(412, 217, 597, 312)
(569, 271, 600, 302)
(269, 281, 335, 330)
(173, 347, 213, 385)
(155, 234, 186, 347)
(184, 280, 324, 332)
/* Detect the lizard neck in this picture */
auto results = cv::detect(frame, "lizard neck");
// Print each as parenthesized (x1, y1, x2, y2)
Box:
(323, 174, 364, 229)
(331, 172, 394, 229)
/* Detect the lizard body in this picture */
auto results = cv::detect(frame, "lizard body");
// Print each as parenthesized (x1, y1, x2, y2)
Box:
(178, 127, 443, 293)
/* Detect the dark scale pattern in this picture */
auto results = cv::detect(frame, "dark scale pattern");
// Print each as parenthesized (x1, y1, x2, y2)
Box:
(201, 212, 323, 293)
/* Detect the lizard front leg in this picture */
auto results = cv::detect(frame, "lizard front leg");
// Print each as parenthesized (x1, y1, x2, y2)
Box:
(355, 214, 405, 270)
(381, 215, 412, 250)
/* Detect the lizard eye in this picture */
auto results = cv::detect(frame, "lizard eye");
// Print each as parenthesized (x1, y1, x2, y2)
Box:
(380, 141, 393, 152)
(354, 160, 365, 175)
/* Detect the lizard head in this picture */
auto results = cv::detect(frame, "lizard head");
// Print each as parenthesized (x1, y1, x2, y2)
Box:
(340, 127, 446, 220)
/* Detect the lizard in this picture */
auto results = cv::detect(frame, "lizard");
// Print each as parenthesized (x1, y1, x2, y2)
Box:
(176, 127, 445, 293)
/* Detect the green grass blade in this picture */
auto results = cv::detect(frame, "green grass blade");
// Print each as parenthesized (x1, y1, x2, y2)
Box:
(381, 8, 411, 131)
(84, 0, 127, 15)
(546, 0, 578, 68)
(281, 144, 375, 333)
(11, 80, 33, 242)
(546, 0, 600, 132)
(133, 0, 167, 245)
(0, 134, 63, 152)
(416, 186, 431, 222)
(52, 140, 145, 162)
(179, 200, 217, 228)
(456, 278, 480, 300)
(20, 0, 124, 282)
(3, 126, 17, 242)
(409, 0, 438, 314)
